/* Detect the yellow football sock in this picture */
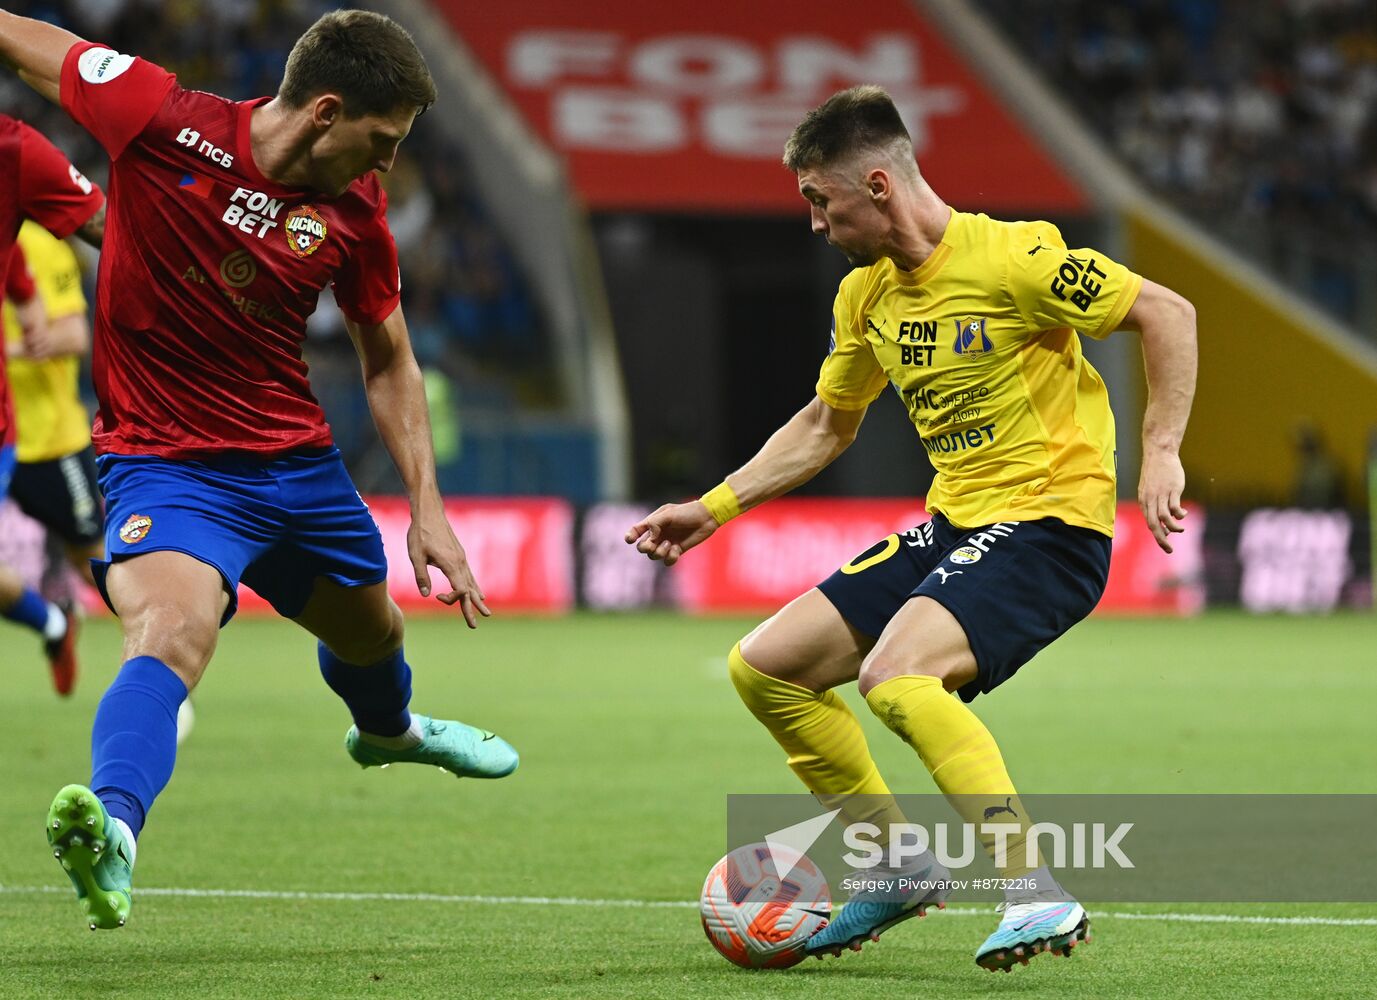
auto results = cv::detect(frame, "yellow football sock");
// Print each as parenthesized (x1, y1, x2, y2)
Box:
(728, 643, 910, 841)
(865, 674, 1040, 878)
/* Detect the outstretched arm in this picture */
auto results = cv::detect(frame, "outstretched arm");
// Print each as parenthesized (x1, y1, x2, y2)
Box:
(345, 306, 489, 627)
(625, 395, 866, 565)
(1121, 277, 1197, 553)
(0, 11, 84, 104)
(74, 202, 104, 249)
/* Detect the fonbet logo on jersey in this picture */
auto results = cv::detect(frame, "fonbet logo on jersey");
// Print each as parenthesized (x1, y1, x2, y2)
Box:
(285, 206, 328, 258)
(77, 47, 134, 84)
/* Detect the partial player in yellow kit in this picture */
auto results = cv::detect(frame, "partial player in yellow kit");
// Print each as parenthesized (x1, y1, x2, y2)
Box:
(627, 85, 1197, 973)
(2, 221, 96, 693)
(3, 221, 102, 572)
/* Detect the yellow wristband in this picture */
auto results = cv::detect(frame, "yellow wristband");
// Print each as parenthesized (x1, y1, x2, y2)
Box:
(700, 482, 742, 526)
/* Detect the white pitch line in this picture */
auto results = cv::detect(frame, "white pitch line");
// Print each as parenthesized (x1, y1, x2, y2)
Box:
(2, 885, 1376, 926)
(0, 885, 695, 908)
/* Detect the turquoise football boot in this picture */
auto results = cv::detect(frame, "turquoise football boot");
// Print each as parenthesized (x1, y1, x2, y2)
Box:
(805, 859, 952, 957)
(345, 714, 519, 779)
(975, 899, 1091, 972)
(46, 784, 133, 931)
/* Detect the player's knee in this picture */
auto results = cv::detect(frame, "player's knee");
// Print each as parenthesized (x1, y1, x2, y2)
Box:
(858, 650, 965, 697)
(325, 600, 404, 666)
(732, 636, 791, 694)
(730, 639, 821, 717)
(120, 601, 219, 688)
(728, 641, 762, 704)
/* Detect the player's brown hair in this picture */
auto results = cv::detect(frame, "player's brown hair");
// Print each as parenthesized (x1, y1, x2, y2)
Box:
(783, 85, 913, 173)
(279, 10, 437, 118)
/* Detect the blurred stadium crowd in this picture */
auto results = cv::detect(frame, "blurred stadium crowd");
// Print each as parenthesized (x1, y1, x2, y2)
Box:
(0, 0, 548, 437)
(979, 0, 1377, 332)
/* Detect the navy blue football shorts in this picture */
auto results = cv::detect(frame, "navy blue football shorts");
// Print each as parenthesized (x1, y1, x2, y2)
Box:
(817, 513, 1111, 703)
(93, 446, 387, 625)
(10, 446, 103, 545)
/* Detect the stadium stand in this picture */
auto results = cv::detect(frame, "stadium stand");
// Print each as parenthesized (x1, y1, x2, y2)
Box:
(0, 0, 556, 492)
(977, 0, 1377, 335)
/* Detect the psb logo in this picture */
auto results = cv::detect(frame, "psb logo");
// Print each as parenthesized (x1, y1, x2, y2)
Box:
(949, 545, 982, 565)
(952, 317, 992, 356)
(285, 206, 328, 258)
(219, 249, 257, 288)
(119, 514, 153, 544)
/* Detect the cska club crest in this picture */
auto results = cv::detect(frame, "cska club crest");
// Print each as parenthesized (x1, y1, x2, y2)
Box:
(119, 513, 153, 544)
(285, 205, 328, 258)
(952, 316, 993, 356)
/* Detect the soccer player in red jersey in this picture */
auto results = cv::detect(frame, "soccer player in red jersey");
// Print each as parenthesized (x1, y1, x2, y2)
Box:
(0, 114, 102, 696)
(0, 10, 519, 931)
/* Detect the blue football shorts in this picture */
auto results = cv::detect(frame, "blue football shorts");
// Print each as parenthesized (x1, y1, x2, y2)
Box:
(0, 443, 15, 497)
(817, 513, 1111, 702)
(93, 446, 387, 625)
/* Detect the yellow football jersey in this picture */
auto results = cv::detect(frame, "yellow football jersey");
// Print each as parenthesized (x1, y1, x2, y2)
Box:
(2, 221, 91, 463)
(817, 210, 1142, 536)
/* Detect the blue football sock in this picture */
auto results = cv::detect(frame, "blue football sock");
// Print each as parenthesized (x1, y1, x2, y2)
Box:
(90, 656, 187, 839)
(318, 642, 412, 737)
(3, 587, 51, 635)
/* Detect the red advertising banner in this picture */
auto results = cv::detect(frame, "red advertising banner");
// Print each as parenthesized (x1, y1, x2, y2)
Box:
(436, 0, 1086, 213)
(234, 496, 575, 615)
(1102, 503, 1206, 616)
(664, 498, 1204, 615)
(671, 498, 926, 611)
(0, 496, 1205, 620)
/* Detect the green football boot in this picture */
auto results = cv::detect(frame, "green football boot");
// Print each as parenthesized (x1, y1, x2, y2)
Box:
(345, 714, 519, 779)
(46, 784, 133, 931)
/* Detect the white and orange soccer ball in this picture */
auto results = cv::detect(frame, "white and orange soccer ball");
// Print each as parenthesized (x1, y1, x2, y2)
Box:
(699, 843, 831, 969)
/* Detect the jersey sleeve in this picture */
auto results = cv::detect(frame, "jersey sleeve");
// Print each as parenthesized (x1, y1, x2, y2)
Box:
(17, 123, 105, 240)
(5, 244, 36, 303)
(815, 282, 888, 411)
(1006, 235, 1143, 340)
(60, 41, 177, 160)
(332, 190, 402, 326)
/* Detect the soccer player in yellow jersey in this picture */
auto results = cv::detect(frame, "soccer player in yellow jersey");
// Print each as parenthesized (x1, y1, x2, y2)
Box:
(626, 86, 1197, 972)
(2, 221, 95, 694)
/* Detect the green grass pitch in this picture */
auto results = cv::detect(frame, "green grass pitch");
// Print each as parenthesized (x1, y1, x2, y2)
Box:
(1, 610, 1373, 998)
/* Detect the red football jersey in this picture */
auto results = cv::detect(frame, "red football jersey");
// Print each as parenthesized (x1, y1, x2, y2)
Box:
(60, 42, 403, 457)
(0, 113, 105, 447)
(6, 242, 36, 303)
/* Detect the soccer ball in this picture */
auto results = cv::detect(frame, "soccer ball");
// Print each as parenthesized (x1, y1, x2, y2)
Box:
(699, 843, 831, 969)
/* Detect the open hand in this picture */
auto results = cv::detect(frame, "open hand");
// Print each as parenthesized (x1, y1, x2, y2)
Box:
(624, 501, 719, 567)
(1138, 449, 1187, 553)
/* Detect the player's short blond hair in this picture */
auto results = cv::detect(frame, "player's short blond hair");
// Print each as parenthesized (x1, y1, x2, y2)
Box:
(783, 85, 915, 177)
(280, 10, 436, 118)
